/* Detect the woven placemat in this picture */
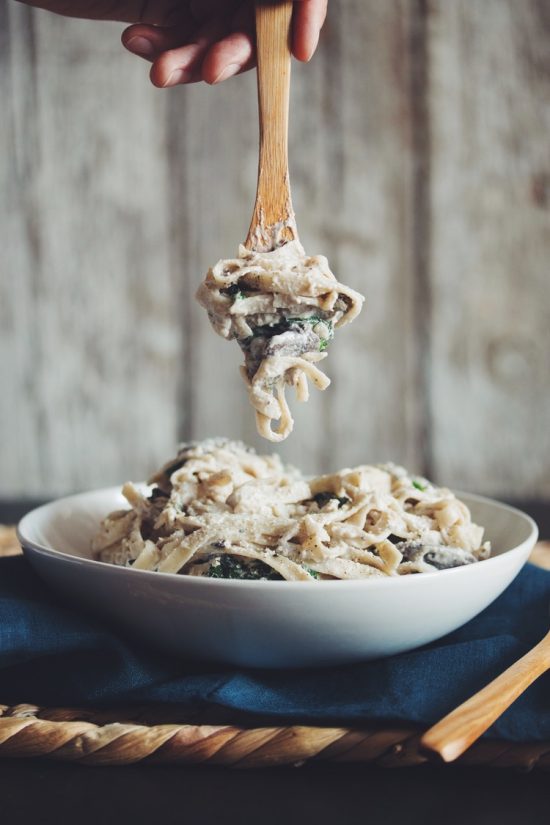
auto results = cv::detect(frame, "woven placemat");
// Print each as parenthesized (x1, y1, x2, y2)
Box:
(0, 526, 21, 558)
(1, 527, 549, 769)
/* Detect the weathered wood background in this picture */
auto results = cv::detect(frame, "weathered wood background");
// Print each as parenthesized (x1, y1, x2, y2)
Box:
(1, 0, 549, 499)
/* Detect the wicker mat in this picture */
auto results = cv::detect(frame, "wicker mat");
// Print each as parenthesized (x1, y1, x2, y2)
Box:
(1, 527, 549, 769)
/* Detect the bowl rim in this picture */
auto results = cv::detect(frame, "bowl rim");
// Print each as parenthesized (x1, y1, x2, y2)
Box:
(17, 486, 539, 590)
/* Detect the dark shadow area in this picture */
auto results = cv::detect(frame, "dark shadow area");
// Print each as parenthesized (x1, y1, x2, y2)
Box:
(0, 758, 548, 825)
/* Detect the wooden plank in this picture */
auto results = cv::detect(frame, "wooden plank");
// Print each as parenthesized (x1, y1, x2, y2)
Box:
(428, 0, 550, 497)
(0, 2, 43, 494)
(0, 6, 179, 496)
(166, 73, 261, 450)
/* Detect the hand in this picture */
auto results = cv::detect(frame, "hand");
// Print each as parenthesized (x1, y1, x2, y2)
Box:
(17, 1, 328, 86)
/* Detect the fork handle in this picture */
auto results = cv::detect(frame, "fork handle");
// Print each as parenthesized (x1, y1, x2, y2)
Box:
(246, 1, 297, 251)
(420, 629, 550, 762)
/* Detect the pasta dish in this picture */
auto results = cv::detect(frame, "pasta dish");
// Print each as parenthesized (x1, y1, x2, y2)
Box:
(196, 241, 364, 442)
(93, 439, 490, 581)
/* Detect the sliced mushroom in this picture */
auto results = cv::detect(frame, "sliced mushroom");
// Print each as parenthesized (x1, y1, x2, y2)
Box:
(265, 326, 320, 358)
(397, 540, 477, 569)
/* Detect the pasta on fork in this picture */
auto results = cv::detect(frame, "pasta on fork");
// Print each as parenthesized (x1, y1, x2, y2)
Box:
(196, 241, 364, 442)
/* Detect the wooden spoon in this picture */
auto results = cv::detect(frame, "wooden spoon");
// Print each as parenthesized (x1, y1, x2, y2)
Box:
(420, 626, 550, 762)
(245, 0, 298, 252)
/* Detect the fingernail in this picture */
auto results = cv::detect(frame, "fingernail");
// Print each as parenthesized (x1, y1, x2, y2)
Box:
(125, 35, 156, 59)
(213, 63, 240, 84)
(164, 68, 192, 87)
(305, 35, 320, 62)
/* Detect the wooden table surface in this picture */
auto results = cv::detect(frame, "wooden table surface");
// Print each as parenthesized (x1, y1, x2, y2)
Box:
(1, 499, 549, 825)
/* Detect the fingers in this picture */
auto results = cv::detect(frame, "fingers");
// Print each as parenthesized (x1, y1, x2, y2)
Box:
(122, 0, 328, 88)
(201, 31, 255, 84)
(122, 21, 195, 63)
(292, 0, 328, 62)
(200, 0, 327, 83)
(201, 3, 255, 84)
(123, 17, 226, 86)
(123, 1, 254, 87)
(151, 18, 229, 86)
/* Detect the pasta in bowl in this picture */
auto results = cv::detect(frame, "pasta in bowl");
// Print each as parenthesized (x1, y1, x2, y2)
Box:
(18, 443, 537, 667)
(92, 439, 490, 581)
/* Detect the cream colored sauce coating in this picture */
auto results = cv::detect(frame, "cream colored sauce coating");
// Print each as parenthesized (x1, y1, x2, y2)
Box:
(93, 439, 490, 581)
(196, 241, 364, 441)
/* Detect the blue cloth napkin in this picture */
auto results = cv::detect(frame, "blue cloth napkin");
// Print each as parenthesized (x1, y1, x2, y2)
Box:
(0, 556, 548, 741)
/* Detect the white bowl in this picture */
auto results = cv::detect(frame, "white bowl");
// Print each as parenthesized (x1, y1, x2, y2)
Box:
(18, 487, 538, 668)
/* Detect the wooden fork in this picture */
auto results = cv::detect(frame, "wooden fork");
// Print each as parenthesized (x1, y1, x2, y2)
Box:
(420, 626, 550, 762)
(245, 0, 298, 252)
